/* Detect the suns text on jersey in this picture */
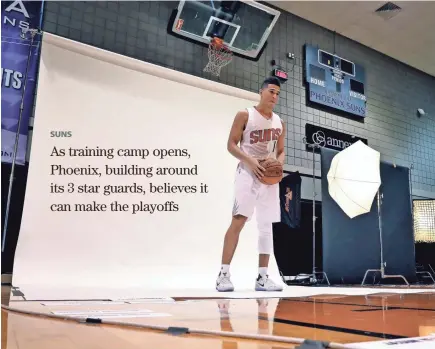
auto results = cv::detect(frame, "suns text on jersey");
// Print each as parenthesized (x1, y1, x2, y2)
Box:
(249, 128, 281, 144)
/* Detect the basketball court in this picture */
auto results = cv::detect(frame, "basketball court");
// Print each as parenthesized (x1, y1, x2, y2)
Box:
(2, 286, 435, 348)
(1, 1, 434, 349)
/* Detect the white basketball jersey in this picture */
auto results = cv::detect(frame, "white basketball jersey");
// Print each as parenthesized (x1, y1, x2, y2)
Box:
(240, 107, 283, 160)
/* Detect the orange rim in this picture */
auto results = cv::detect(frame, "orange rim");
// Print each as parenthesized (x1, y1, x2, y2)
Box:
(212, 37, 223, 48)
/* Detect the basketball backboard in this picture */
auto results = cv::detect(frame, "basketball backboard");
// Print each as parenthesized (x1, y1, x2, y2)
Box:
(168, 1, 281, 60)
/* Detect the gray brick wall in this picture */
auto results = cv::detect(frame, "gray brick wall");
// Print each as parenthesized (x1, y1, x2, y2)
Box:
(42, 1, 435, 195)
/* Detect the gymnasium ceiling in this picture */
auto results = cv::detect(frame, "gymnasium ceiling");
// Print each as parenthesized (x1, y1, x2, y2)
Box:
(268, 1, 435, 77)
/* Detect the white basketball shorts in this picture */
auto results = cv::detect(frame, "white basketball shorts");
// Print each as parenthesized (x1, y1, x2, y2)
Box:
(232, 163, 280, 224)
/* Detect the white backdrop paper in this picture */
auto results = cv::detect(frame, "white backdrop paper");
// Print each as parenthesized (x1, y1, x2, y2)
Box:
(12, 34, 285, 300)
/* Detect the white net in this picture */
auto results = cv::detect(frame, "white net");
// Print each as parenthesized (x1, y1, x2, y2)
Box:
(203, 40, 233, 76)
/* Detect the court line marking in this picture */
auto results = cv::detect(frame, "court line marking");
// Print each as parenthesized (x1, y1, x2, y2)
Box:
(281, 298, 435, 312)
(351, 306, 435, 312)
(260, 316, 407, 340)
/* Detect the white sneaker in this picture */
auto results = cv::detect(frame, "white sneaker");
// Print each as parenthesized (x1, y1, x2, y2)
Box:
(255, 274, 283, 291)
(216, 271, 234, 292)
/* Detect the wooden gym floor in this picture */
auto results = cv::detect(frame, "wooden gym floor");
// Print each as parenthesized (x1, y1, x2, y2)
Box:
(2, 285, 435, 349)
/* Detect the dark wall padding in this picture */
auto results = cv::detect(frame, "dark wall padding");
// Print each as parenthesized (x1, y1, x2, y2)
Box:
(380, 163, 416, 280)
(1, 163, 29, 274)
(273, 201, 323, 277)
(321, 147, 417, 284)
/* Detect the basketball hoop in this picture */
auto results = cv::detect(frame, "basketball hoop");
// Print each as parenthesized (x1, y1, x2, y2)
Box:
(203, 37, 233, 77)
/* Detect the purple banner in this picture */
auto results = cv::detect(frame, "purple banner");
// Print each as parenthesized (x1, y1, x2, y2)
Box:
(1, 0, 44, 165)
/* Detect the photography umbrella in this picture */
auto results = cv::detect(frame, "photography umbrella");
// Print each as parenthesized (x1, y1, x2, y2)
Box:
(327, 140, 381, 219)
(326, 140, 409, 285)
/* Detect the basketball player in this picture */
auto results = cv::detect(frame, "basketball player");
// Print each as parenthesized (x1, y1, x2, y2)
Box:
(216, 77, 285, 292)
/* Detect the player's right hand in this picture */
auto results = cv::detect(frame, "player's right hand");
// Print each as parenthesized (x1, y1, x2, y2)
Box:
(245, 157, 265, 179)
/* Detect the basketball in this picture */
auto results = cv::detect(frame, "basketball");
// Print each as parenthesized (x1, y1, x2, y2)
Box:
(259, 158, 283, 185)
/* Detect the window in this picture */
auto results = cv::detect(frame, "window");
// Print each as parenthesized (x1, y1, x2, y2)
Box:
(413, 200, 435, 243)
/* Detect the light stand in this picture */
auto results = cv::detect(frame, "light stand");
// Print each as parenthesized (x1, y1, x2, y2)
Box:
(302, 136, 330, 286)
(361, 189, 410, 286)
(1, 28, 42, 252)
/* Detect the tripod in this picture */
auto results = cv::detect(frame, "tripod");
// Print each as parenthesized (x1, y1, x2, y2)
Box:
(361, 189, 410, 286)
(302, 137, 330, 286)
